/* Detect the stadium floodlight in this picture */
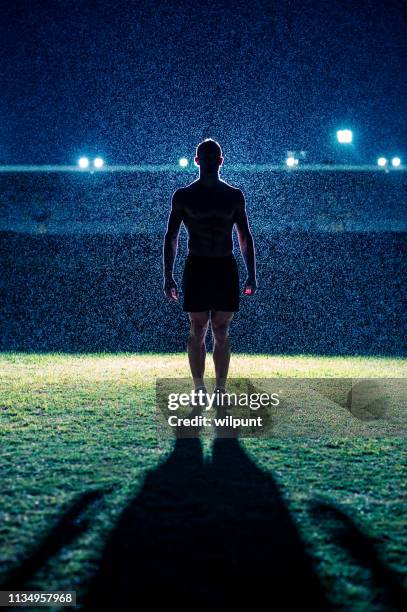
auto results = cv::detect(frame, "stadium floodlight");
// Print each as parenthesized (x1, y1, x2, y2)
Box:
(93, 157, 104, 168)
(377, 157, 387, 167)
(179, 158, 188, 168)
(391, 157, 401, 168)
(286, 156, 298, 167)
(78, 157, 90, 169)
(336, 129, 353, 144)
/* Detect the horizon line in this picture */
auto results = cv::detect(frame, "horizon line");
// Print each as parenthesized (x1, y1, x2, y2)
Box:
(0, 164, 405, 173)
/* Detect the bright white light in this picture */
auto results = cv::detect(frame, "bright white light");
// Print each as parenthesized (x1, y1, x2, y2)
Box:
(286, 156, 298, 167)
(377, 157, 387, 167)
(391, 157, 401, 167)
(336, 129, 353, 144)
(78, 157, 89, 169)
(94, 157, 104, 168)
(179, 158, 188, 168)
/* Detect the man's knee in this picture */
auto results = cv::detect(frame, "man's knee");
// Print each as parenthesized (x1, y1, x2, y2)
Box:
(211, 320, 230, 344)
(189, 319, 209, 343)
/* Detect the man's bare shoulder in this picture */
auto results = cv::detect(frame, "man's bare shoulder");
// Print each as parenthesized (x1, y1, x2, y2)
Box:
(218, 179, 240, 190)
(172, 187, 185, 198)
(218, 181, 245, 201)
(220, 181, 243, 194)
(171, 187, 186, 207)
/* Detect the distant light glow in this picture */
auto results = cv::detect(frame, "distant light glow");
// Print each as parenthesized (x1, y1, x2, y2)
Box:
(78, 157, 89, 169)
(94, 157, 104, 168)
(391, 157, 401, 167)
(286, 156, 298, 167)
(336, 129, 353, 144)
(377, 157, 387, 167)
(179, 158, 188, 168)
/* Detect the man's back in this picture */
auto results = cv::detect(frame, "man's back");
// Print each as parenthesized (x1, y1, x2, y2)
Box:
(174, 179, 245, 257)
(163, 138, 256, 306)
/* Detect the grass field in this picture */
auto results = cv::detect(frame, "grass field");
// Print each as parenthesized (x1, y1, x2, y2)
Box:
(0, 352, 406, 611)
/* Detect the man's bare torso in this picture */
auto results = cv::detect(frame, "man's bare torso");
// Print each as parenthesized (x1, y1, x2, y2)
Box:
(175, 179, 244, 257)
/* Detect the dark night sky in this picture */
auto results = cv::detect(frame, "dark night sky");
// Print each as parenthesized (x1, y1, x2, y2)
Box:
(0, 0, 406, 164)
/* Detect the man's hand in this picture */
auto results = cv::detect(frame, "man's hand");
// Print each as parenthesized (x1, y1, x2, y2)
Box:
(163, 276, 178, 301)
(243, 276, 257, 296)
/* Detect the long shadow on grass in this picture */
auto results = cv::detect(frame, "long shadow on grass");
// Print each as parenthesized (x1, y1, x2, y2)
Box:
(310, 500, 407, 611)
(83, 437, 329, 610)
(0, 489, 106, 591)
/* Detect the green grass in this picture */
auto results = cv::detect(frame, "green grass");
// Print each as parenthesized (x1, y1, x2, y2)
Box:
(0, 352, 406, 611)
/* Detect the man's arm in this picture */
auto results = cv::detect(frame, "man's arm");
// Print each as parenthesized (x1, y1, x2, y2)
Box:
(163, 190, 183, 299)
(234, 189, 257, 294)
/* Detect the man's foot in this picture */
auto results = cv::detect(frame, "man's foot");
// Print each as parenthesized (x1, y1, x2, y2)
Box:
(212, 386, 229, 410)
(188, 385, 208, 415)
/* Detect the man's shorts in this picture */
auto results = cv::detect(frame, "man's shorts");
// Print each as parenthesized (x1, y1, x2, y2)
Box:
(182, 253, 240, 312)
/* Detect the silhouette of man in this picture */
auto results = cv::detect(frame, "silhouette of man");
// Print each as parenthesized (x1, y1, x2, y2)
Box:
(163, 138, 256, 398)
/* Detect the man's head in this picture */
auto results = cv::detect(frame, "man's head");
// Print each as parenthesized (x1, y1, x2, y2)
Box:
(194, 138, 224, 173)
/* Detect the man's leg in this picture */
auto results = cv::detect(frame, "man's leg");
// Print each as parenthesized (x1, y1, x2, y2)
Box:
(187, 311, 210, 389)
(211, 310, 234, 390)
